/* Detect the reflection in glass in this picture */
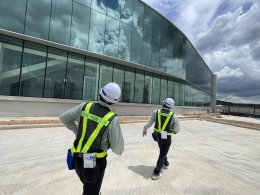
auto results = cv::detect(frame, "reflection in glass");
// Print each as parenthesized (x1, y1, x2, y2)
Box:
(44, 48, 67, 98)
(174, 81, 180, 106)
(70, 2, 90, 50)
(133, 0, 143, 31)
(20, 42, 47, 97)
(143, 6, 152, 34)
(65, 53, 84, 99)
(142, 33, 152, 67)
(49, 0, 72, 45)
(88, 10, 106, 54)
(91, 0, 107, 14)
(99, 60, 113, 91)
(159, 41, 167, 72)
(167, 79, 174, 99)
(83, 57, 100, 100)
(0, 37, 23, 96)
(0, 0, 27, 34)
(144, 72, 152, 104)
(113, 64, 124, 101)
(25, 0, 51, 40)
(104, 16, 119, 58)
(107, 0, 121, 19)
(152, 12, 161, 39)
(74, 0, 91, 7)
(152, 76, 160, 104)
(179, 83, 184, 106)
(151, 38, 160, 69)
(124, 67, 135, 102)
(160, 78, 167, 103)
(131, 27, 142, 64)
(118, 22, 132, 61)
(135, 70, 144, 103)
(120, 0, 133, 25)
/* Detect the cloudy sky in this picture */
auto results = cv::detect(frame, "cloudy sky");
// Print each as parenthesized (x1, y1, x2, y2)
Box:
(142, 0, 260, 104)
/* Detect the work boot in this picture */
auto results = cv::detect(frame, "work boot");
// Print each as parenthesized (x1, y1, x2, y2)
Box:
(151, 172, 163, 180)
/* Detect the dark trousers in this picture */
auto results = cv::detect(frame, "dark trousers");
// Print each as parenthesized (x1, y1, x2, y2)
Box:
(153, 136, 172, 175)
(74, 156, 107, 195)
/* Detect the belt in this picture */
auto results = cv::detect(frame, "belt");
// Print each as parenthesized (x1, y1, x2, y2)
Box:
(154, 128, 173, 135)
(73, 151, 107, 158)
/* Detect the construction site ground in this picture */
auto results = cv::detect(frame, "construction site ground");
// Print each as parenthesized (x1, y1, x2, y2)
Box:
(0, 119, 259, 195)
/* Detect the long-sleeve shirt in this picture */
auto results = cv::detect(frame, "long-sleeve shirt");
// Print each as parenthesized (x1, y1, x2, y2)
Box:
(143, 107, 180, 134)
(59, 101, 124, 155)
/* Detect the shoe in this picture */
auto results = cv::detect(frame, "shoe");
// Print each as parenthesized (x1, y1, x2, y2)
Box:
(151, 172, 163, 180)
(163, 165, 169, 169)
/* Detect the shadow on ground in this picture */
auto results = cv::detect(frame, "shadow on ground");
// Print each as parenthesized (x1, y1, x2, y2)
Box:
(128, 165, 154, 179)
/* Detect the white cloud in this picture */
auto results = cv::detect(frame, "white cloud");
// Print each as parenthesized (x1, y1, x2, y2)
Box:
(216, 66, 244, 81)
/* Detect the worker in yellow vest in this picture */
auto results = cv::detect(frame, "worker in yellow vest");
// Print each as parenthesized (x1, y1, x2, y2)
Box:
(60, 82, 124, 195)
(143, 98, 180, 180)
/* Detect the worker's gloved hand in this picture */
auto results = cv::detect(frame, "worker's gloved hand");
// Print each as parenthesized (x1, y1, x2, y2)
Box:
(143, 131, 147, 137)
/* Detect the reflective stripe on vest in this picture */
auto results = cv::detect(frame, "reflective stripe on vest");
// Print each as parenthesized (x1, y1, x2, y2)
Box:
(155, 109, 173, 135)
(71, 102, 115, 158)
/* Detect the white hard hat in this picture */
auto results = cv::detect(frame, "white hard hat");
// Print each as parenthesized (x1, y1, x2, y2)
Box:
(100, 82, 121, 104)
(163, 98, 175, 108)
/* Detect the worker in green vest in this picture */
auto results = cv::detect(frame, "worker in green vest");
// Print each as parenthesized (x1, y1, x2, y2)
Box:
(143, 98, 180, 180)
(60, 82, 124, 195)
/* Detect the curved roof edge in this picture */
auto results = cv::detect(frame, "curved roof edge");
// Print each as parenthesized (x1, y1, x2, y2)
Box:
(139, 0, 214, 75)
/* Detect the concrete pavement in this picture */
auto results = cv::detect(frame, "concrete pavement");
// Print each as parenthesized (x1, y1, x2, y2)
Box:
(0, 120, 259, 194)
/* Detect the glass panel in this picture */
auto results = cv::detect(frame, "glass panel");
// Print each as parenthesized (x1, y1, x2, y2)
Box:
(173, 31, 184, 78)
(91, 0, 107, 14)
(166, 25, 174, 74)
(151, 38, 160, 69)
(44, 48, 67, 98)
(104, 16, 119, 58)
(124, 67, 135, 102)
(107, 0, 121, 20)
(167, 79, 174, 99)
(159, 41, 167, 72)
(99, 61, 113, 91)
(113, 64, 124, 101)
(144, 72, 152, 104)
(152, 13, 161, 39)
(25, 0, 51, 40)
(65, 53, 84, 99)
(0, 37, 23, 96)
(88, 10, 106, 54)
(20, 42, 47, 97)
(143, 5, 152, 34)
(74, 0, 91, 7)
(49, 0, 72, 45)
(141, 33, 152, 67)
(118, 22, 132, 61)
(70, 2, 90, 50)
(160, 78, 167, 103)
(133, 0, 143, 31)
(120, 0, 133, 25)
(152, 75, 160, 104)
(83, 57, 100, 100)
(179, 83, 185, 106)
(0, 0, 27, 34)
(130, 27, 142, 64)
(134, 69, 144, 103)
(160, 18, 168, 42)
(174, 80, 180, 106)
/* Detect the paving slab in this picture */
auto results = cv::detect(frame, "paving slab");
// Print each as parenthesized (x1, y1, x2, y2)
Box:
(0, 120, 259, 195)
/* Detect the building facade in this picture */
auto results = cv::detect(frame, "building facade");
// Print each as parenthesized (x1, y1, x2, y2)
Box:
(0, 0, 216, 116)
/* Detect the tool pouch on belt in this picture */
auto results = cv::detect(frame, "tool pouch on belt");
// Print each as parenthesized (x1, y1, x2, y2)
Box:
(152, 132, 159, 141)
(67, 149, 74, 170)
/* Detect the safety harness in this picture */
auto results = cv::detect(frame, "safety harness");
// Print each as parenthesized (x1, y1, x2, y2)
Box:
(154, 109, 173, 135)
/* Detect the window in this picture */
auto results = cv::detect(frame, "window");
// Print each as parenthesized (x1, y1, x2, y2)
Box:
(99, 61, 113, 91)
(107, 0, 121, 20)
(65, 53, 85, 99)
(44, 48, 67, 98)
(113, 64, 124, 101)
(160, 78, 167, 103)
(141, 33, 152, 67)
(120, 0, 133, 25)
(133, 0, 143, 30)
(70, 2, 90, 50)
(134, 70, 144, 103)
(25, 0, 51, 40)
(130, 27, 142, 64)
(49, 0, 72, 45)
(118, 22, 132, 61)
(20, 42, 47, 97)
(83, 57, 100, 100)
(151, 38, 160, 69)
(144, 72, 152, 104)
(152, 75, 160, 104)
(91, 0, 107, 14)
(124, 67, 135, 102)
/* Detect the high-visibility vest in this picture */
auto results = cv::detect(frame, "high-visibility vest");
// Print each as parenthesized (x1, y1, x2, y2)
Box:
(154, 108, 174, 136)
(71, 102, 116, 158)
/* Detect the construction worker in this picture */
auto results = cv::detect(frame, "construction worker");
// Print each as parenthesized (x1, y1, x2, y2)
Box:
(143, 98, 180, 180)
(60, 82, 124, 195)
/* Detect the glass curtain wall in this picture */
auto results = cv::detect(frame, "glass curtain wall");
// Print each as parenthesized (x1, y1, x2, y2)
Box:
(0, 35, 212, 107)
